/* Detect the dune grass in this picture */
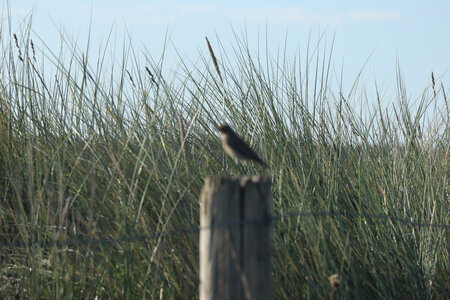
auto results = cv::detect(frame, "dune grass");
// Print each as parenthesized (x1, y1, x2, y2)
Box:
(0, 19, 449, 299)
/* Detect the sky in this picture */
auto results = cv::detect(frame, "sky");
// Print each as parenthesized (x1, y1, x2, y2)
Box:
(5, 1, 450, 107)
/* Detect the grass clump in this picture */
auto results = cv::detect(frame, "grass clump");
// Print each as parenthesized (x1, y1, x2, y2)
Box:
(0, 18, 448, 299)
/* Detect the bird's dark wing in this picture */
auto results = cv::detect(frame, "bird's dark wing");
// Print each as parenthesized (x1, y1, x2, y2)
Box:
(227, 134, 266, 165)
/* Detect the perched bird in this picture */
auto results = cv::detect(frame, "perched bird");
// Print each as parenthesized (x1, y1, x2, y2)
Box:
(217, 124, 267, 167)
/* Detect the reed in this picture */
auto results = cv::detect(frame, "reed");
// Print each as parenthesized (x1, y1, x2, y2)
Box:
(0, 18, 448, 299)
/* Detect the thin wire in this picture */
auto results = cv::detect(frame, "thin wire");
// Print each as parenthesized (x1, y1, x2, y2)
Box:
(0, 210, 448, 249)
(271, 210, 450, 229)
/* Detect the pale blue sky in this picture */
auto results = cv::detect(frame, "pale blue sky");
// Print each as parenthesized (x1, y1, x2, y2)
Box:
(7, 1, 450, 102)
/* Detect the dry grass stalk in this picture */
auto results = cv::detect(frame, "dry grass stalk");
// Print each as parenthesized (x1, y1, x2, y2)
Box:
(30, 39, 36, 62)
(126, 69, 136, 88)
(441, 83, 447, 101)
(205, 36, 223, 83)
(13, 33, 23, 62)
(178, 112, 189, 171)
(145, 66, 158, 87)
(431, 72, 436, 97)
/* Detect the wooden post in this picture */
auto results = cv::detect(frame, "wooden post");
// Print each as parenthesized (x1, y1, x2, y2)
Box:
(200, 176, 272, 300)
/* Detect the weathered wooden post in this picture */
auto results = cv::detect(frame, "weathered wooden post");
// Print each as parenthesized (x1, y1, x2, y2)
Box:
(199, 176, 273, 300)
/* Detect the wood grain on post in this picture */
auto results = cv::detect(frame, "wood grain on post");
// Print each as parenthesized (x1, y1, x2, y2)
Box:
(200, 176, 272, 300)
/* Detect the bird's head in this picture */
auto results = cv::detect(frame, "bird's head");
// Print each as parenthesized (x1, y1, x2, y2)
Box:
(217, 124, 234, 134)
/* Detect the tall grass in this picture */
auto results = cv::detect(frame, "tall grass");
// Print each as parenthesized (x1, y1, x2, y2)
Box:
(0, 18, 448, 299)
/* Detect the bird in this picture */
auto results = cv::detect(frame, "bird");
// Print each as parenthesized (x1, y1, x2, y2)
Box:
(217, 124, 267, 167)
